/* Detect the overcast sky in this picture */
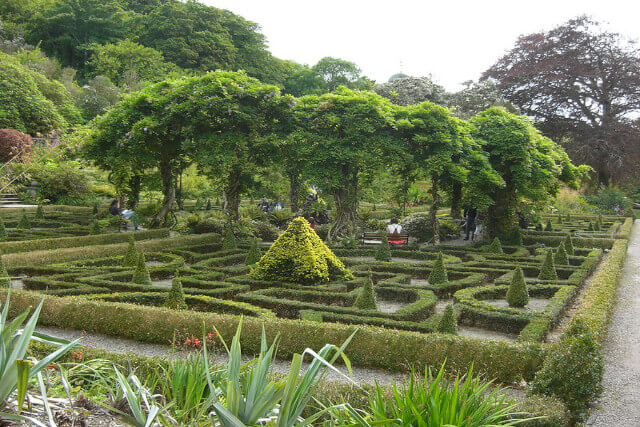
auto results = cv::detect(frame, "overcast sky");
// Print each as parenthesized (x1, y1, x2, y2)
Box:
(204, 0, 640, 91)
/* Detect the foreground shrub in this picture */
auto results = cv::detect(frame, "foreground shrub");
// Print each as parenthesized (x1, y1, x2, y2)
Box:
(251, 217, 352, 284)
(132, 252, 151, 286)
(488, 237, 503, 254)
(428, 252, 448, 284)
(436, 304, 457, 334)
(538, 250, 558, 281)
(374, 236, 392, 261)
(353, 273, 377, 310)
(530, 321, 603, 423)
(165, 273, 187, 310)
(506, 267, 529, 308)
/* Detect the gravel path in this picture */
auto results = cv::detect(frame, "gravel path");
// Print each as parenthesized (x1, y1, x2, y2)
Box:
(587, 219, 640, 426)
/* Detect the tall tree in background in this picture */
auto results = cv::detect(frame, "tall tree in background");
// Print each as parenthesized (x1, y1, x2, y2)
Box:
(375, 76, 447, 106)
(312, 57, 374, 92)
(484, 16, 640, 185)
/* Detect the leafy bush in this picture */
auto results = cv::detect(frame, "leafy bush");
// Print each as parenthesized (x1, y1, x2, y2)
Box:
(253, 220, 280, 241)
(592, 186, 630, 213)
(0, 128, 32, 163)
(428, 252, 448, 284)
(538, 250, 558, 281)
(353, 274, 377, 310)
(399, 213, 433, 242)
(436, 304, 457, 334)
(506, 267, 529, 308)
(27, 161, 92, 204)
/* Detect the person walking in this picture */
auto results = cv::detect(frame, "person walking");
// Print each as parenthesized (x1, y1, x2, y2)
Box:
(463, 207, 477, 241)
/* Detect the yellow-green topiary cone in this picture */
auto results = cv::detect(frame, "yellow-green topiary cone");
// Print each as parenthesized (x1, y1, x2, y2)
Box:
(250, 217, 352, 284)
(132, 252, 152, 286)
(437, 304, 457, 334)
(488, 237, 503, 254)
(506, 266, 529, 308)
(428, 252, 448, 284)
(353, 273, 377, 310)
(538, 249, 558, 281)
(554, 242, 568, 265)
(165, 272, 187, 310)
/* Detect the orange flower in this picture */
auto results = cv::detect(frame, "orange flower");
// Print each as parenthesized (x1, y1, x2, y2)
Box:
(185, 338, 192, 346)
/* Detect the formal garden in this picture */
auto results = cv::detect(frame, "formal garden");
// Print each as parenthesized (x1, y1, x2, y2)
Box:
(2, 1, 640, 426)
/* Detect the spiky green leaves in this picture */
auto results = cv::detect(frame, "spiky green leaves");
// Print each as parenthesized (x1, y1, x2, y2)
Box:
(35, 205, 44, 219)
(250, 217, 352, 284)
(428, 252, 448, 284)
(132, 252, 152, 286)
(124, 237, 138, 267)
(538, 249, 558, 281)
(506, 267, 529, 307)
(554, 242, 568, 265)
(544, 219, 553, 232)
(375, 236, 392, 262)
(222, 226, 237, 250)
(17, 211, 30, 230)
(245, 239, 262, 265)
(564, 235, 574, 256)
(437, 304, 457, 334)
(488, 237, 503, 254)
(353, 273, 377, 310)
(165, 272, 187, 310)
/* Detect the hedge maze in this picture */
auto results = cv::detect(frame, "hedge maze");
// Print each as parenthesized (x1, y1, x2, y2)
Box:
(0, 206, 97, 241)
(7, 214, 624, 348)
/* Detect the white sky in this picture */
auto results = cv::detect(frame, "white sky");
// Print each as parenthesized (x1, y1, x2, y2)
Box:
(204, 0, 640, 91)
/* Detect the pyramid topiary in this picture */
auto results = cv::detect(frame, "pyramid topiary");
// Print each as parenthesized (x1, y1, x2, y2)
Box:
(488, 237, 504, 254)
(222, 226, 237, 250)
(428, 252, 448, 284)
(437, 304, 457, 334)
(593, 219, 600, 231)
(132, 252, 152, 286)
(0, 254, 10, 288)
(544, 219, 553, 232)
(587, 221, 593, 231)
(538, 249, 558, 281)
(506, 266, 529, 307)
(92, 203, 99, 215)
(124, 236, 138, 267)
(557, 215, 563, 224)
(511, 227, 523, 246)
(564, 235, 575, 256)
(250, 217, 352, 284)
(374, 235, 392, 262)
(554, 242, 569, 265)
(35, 205, 44, 219)
(165, 272, 187, 310)
(206, 199, 212, 210)
(535, 223, 543, 231)
(566, 213, 571, 221)
(0, 217, 6, 241)
(353, 273, 377, 310)
(90, 220, 101, 235)
(17, 211, 31, 230)
(245, 239, 262, 265)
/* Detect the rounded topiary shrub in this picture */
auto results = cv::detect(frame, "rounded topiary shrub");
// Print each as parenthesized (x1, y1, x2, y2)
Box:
(124, 237, 138, 267)
(538, 249, 558, 281)
(437, 304, 457, 334)
(250, 217, 352, 285)
(554, 242, 568, 265)
(245, 239, 262, 265)
(132, 252, 152, 286)
(428, 252, 448, 284)
(506, 266, 529, 308)
(165, 273, 187, 310)
(375, 236, 392, 262)
(353, 274, 377, 310)
(488, 237, 503, 254)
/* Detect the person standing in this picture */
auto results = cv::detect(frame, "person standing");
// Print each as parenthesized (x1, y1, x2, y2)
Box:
(463, 207, 477, 241)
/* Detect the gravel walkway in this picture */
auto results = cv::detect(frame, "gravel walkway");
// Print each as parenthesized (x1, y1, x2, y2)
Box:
(587, 219, 640, 426)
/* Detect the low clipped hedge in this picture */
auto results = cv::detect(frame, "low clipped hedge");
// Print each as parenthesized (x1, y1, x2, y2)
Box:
(4, 289, 543, 384)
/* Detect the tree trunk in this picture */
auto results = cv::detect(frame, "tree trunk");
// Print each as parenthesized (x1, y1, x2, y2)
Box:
(486, 181, 518, 243)
(450, 182, 462, 219)
(176, 173, 184, 210)
(151, 159, 175, 228)
(289, 172, 300, 213)
(126, 174, 142, 210)
(223, 165, 242, 221)
(328, 170, 359, 242)
(430, 173, 440, 245)
(401, 176, 411, 217)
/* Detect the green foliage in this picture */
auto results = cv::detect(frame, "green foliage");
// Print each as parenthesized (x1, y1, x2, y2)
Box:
(587, 221, 593, 231)
(35, 205, 44, 220)
(92, 203, 99, 216)
(16, 211, 31, 230)
(530, 321, 603, 423)
(593, 187, 630, 212)
(164, 273, 187, 310)
(564, 235, 575, 256)
(623, 206, 635, 218)
(436, 304, 457, 334)
(251, 217, 352, 285)
(206, 199, 212, 211)
(132, 252, 151, 286)
(428, 252, 448, 284)
(123, 237, 138, 267)
(353, 274, 377, 310)
(221, 227, 237, 251)
(488, 237, 504, 254)
(245, 239, 262, 266)
(506, 267, 529, 308)
(26, 161, 92, 204)
(566, 212, 571, 221)
(544, 219, 553, 232)
(593, 219, 600, 231)
(374, 237, 392, 262)
(557, 215, 563, 224)
(0, 256, 10, 289)
(90, 220, 101, 235)
(0, 218, 6, 241)
(554, 242, 569, 265)
(538, 250, 558, 281)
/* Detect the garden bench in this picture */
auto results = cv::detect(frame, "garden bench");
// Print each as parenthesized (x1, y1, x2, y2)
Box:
(361, 231, 409, 245)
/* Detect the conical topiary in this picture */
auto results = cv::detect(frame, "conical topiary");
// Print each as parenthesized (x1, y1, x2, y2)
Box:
(250, 217, 352, 284)
(165, 272, 187, 310)
(375, 235, 392, 262)
(428, 252, 448, 284)
(353, 273, 377, 310)
(124, 236, 138, 267)
(535, 223, 543, 231)
(593, 219, 600, 231)
(0, 217, 7, 240)
(35, 205, 44, 219)
(558, 215, 563, 224)
(488, 237, 503, 254)
(222, 226, 237, 250)
(132, 252, 152, 286)
(554, 242, 569, 265)
(437, 304, 457, 334)
(564, 235, 575, 256)
(245, 239, 262, 265)
(17, 211, 31, 230)
(506, 266, 529, 308)
(597, 214, 603, 225)
(90, 220, 101, 235)
(544, 219, 553, 232)
(92, 203, 99, 215)
(0, 255, 10, 288)
(538, 249, 558, 281)
(566, 213, 571, 221)
(587, 221, 593, 231)
(511, 227, 523, 246)
(206, 199, 212, 210)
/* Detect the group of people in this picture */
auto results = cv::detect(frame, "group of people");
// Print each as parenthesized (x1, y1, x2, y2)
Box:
(463, 208, 484, 241)
(258, 198, 283, 213)
(109, 200, 140, 231)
